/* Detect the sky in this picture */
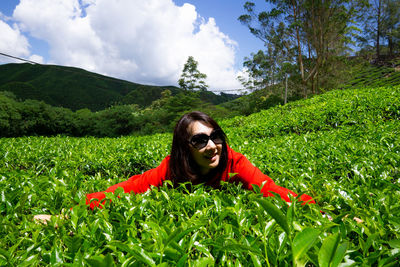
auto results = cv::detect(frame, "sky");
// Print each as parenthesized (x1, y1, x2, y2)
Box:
(0, 0, 268, 93)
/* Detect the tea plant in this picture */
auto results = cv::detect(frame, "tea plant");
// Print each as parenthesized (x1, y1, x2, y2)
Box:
(342, 59, 400, 89)
(0, 85, 399, 265)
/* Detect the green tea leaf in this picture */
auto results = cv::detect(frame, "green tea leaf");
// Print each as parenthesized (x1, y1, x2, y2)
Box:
(0, 248, 9, 261)
(193, 257, 215, 267)
(50, 245, 63, 265)
(318, 233, 340, 267)
(331, 242, 348, 267)
(249, 252, 262, 267)
(388, 239, 400, 249)
(292, 227, 320, 262)
(165, 225, 202, 247)
(254, 198, 290, 235)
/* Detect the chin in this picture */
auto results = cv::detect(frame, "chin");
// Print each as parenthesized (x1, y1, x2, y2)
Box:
(209, 159, 220, 169)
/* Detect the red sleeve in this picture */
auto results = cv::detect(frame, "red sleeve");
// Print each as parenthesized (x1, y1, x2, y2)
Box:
(86, 156, 170, 209)
(229, 149, 315, 205)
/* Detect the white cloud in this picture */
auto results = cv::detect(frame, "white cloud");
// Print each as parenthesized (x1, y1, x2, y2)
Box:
(11, 0, 243, 91)
(0, 18, 30, 63)
(29, 54, 44, 64)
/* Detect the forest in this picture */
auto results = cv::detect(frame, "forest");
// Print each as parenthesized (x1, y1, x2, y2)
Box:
(0, 0, 399, 138)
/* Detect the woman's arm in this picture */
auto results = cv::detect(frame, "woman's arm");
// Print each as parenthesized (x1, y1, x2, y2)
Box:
(33, 157, 170, 222)
(86, 156, 170, 209)
(229, 149, 315, 204)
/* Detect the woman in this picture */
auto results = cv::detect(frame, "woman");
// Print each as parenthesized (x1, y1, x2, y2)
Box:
(34, 111, 314, 222)
(85, 111, 314, 209)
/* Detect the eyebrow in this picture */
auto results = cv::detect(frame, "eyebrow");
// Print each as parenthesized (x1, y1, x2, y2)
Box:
(192, 129, 216, 136)
(193, 132, 209, 135)
(190, 133, 207, 140)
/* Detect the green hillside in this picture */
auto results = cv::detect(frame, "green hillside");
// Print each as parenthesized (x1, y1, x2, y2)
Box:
(342, 57, 400, 89)
(1, 57, 398, 137)
(220, 56, 400, 116)
(0, 63, 182, 111)
(1, 84, 399, 265)
(0, 63, 237, 111)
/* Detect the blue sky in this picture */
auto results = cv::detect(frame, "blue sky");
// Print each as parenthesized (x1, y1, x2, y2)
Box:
(0, 0, 268, 92)
(173, 0, 266, 69)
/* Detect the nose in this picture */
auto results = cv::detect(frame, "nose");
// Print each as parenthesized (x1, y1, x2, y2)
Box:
(205, 138, 217, 149)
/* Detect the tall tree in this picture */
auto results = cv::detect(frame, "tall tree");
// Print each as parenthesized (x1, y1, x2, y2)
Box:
(360, 0, 400, 58)
(239, 1, 308, 92)
(361, 0, 384, 58)
(382, 0, 400, 56)
(239, 0, 361, 96)
(301, 0, 360, 92)
(178, 56, 209, 91)
(238, 21, 297, 97)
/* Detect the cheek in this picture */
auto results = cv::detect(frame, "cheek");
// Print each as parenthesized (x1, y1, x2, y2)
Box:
(189, 147, 202, 162)
(217, 144, 223, 154)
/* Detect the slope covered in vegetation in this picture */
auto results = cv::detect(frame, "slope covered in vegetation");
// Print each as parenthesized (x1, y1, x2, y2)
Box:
(342, 57, 400, 89)
(0, 89, 233, 137)
(221, 56, 400, 117)
(0, 63, 237, 111)
(1, 84, 399, 265)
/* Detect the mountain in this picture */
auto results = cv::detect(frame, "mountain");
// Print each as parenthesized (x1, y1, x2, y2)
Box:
(0, 63, 238, 111)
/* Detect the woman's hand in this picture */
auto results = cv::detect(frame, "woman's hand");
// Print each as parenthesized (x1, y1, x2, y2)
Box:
(33, 214, 52, 225)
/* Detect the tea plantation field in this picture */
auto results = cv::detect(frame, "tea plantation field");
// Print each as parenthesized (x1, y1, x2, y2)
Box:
(1, 86, 399, 266)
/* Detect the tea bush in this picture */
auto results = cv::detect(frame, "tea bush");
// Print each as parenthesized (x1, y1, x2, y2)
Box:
(0, 86, 399, 265)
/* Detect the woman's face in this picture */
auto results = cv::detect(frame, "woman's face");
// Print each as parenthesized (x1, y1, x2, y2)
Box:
(188, 121, 223, 175)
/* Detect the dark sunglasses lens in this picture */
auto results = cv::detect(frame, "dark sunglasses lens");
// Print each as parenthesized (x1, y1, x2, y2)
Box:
(191, 135, 209, 149)
(211, 132, 224, 144)
(190, 131, 225, 149)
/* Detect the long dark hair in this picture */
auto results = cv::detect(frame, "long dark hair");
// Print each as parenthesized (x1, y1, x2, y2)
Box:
(169, 111, 228, 185)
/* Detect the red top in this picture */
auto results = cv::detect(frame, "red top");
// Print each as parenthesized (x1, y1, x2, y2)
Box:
(86, 146, 315, 209)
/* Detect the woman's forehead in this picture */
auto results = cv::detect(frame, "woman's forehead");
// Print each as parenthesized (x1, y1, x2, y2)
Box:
(188, 121, 213, 136)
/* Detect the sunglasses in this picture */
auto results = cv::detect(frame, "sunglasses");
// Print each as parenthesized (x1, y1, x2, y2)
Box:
(189, 130, 225, 150)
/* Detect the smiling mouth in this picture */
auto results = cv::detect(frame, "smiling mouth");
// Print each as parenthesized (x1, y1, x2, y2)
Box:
(205, 153, 218, 161)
